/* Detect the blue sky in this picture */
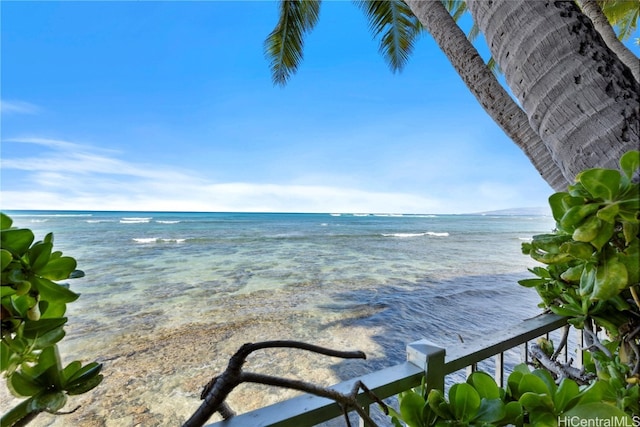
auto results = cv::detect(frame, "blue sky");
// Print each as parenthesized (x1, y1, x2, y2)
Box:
(2, 2, 637, 214)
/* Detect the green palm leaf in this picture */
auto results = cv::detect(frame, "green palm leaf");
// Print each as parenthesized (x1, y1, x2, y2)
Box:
(354, 0, 422, 73)
(264, 0, 321, 86)
(599, 0, 639, 40)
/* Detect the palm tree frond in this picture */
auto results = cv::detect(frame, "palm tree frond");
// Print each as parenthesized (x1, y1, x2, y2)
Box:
(441, 0, 467, 21)
(264, 0, 321, 86)
(599, 0, 639, 40)
(354, 0, 422, 73)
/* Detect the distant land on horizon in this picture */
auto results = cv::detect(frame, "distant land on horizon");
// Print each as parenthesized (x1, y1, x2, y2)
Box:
(472, 207, 552, 216)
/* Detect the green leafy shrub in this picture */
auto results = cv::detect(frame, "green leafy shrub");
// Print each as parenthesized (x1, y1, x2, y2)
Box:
(1, 213, 103, 426)
(519, 150, 639, 410)
(390, 365, 633, 427)
(390, 151, 639, 426)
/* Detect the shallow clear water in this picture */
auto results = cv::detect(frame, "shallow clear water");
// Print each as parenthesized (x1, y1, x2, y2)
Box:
(2, 211, 556, 426)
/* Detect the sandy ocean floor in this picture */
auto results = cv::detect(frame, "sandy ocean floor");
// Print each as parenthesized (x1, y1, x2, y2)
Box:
(1, 288, 390, 427)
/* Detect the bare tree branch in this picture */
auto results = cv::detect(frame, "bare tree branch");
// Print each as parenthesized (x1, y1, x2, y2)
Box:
(182, 340, 381, 427)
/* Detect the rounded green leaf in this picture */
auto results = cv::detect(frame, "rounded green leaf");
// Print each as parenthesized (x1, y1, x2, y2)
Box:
(474, 398, 506, 423)
(65, 373, 103, 395)
(449, 383, 481, 421)
(398, 391, 427, 427)
(572, 215, 601, 242)
(65, 362, 103, 386)
(591, 257, 628, 301)
(30, 276, 79, 303)
(467, 371, 500, 400)
(561, 241, 595, 261)
(1, 229, 35, 256)
(29, 391, 68, 413)
(589, 220, 615, 251)
(29, 242, 53, 273)
(577, 169, 621, 201)
(619, 150, 640, 180)
(427, 389, 452, 418)
(596, 203, 619, 223)
(1, 249, 13, 271)
(36, 256, 77, 281)
(560, 204, 601, 231)
(549, 192, 571, 222)
(22, 318, 67, 339)
(8, 371, 45, 397)
(554, 378, 580, 412)
(519, 392, 554, 412)
(0, 213, 14, 230)
(518, 373, 550, 395)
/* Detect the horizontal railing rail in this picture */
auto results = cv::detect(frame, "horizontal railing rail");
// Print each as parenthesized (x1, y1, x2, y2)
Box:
(207, 313, 569, 427)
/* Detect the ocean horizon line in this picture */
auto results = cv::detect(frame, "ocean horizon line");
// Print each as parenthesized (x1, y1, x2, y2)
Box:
(1, 207, 550, 217)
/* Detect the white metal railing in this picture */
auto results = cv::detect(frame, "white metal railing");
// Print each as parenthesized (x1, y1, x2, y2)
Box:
(207, 313, 570, 427)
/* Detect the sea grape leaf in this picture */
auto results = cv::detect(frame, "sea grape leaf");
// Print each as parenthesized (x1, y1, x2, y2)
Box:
(22, 318, 67, 339)
(589, 220, 615, 251)
(554, 378, 580, 412)
(65, 374, 103, 395)
(549, 192, 571, 222)
(29, 242, 53, 273)
(398, 391, 426, 427)
(619, 150, 640, 179)
(29, 391, 67, 413)
(0, 213, 13, 229)
(532, 369, 556, 395)
(572, 215, 601, 242)
(467, 371, 500, 400)
(33, 327, 66, 350)
(474, 398, 505, 423)
(518, 373, 550, 395)
(30, 276, 79, 303)
(577, 169, 621, 201)
(36, 256, 77, 281)
(449, 383, 480, 421)
(1, 249, 13, 271)
(596, 203, 619, 223)
(592, 257, 628, 300)
(8, 371, 45, 397)
(1, 229, 35, 256)
(519, 392, 554, 412)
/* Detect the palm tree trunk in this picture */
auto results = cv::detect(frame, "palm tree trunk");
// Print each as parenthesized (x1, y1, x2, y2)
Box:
(404, 0, 568, 191)
(576, 0, 640, 82)
(466, 0, 640, 182)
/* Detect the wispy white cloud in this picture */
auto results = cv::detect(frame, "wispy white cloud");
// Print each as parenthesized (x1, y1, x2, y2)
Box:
(0, 100, 41, 115)
(0, 137, 446, 213)
(1, 137, 548, 214)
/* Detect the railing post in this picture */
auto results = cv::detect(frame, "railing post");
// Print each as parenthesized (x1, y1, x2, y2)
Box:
(406, 339, 446, 393)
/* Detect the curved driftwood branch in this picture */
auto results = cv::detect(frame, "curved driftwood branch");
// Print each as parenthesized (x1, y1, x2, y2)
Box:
(529, 343, 593, 385)
(182, 340, 379, 427)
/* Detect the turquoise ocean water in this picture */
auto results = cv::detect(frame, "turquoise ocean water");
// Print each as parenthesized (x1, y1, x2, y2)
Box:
(2, 211, 557, 425)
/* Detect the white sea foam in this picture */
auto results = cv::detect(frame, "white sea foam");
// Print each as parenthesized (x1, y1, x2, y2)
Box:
(121, 217, 152, 224)
(132, 237, 186, 244)
(329, 213, 341, 217)
(382, 231, 449, 238)
(86, 219, 116, 223)
(156, 220, 180, 224)
(30, 219, 49, 223)
(133, 238, 158, 243)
